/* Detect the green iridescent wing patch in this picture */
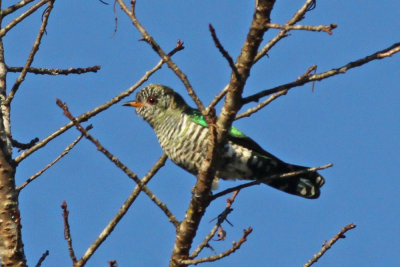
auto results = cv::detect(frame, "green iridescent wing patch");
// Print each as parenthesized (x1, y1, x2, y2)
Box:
(188, 109, 248, 138)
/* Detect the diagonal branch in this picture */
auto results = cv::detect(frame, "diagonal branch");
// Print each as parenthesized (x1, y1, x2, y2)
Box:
(303, 223, 356, 267)
(76, 154, 168, 267)
(5, 0, 54, 105)
(56, 99, 179, 227)
(243, 42, 400, 103)
(17, 130, 87, 191)
(179, 228, 253, 265)
(14, 45, 182, 164)
(255, 0, 317, 63)
(1, 0, 36, 17)
(0, 0, 49, 38)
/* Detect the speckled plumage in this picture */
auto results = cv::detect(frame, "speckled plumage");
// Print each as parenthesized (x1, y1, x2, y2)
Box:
(124, 84, 325, 199)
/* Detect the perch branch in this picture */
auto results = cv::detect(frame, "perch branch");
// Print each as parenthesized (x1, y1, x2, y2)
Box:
(303, 223, 356, 267)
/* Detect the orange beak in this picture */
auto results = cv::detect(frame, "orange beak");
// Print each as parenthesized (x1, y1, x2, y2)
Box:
(122, 101, 144, 108)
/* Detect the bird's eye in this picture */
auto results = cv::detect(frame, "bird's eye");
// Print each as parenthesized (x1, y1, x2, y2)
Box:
(147, 97, 157, 105)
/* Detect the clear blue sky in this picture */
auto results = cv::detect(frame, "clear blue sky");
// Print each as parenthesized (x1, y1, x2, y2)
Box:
(5, 0, 400, 266)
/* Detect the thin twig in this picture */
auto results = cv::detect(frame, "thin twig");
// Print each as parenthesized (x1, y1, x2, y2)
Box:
(116, 0, 207, 118)
(17, 129, 88, 191)
(211, 163, 333, 201)
(14, 45, 182, 164)
(179, 228, 253, 265)
(34, 250, 49, 267)
(76, 154, 168, 267)
(11, 137, 39, 151)
(243, 42, 400, 103)
(266, 23, 337, 35)
(6, 65, 101, 75)
(236, 65, 317, 119)
(1, 0, 36, 17)
(61, 201, 77, 264)
(55, 99, 179, 227)
(209, 24, 240, 80)
(190, 190, 240, 259)
(255, 0, 317, 63)
(207, 85, 228, 111)
(303, 223, 357, 267)
(0, 0, 49, 38)
(5, 0, 54, 105)
(108, 260, 117, 267)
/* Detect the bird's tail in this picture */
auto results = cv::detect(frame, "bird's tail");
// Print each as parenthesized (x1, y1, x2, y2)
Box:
(262, 164, 325, 199)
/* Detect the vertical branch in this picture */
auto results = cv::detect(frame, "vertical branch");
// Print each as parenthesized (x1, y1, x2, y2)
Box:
(0, 2, 27, 267)
(170, 1, 276, 266)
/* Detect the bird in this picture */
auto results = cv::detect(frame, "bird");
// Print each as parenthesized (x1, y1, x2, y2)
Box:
(123, 84, 325, 199)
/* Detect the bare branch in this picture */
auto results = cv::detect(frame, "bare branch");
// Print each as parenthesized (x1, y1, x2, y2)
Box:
(255, 0, 317, 63)
(34, 250, 49, 267)
(207, 85, 228, 111)
(17, 130, 87, 191)
(1, 0, 36, 17)
(190, 190, 240, 259)
(266, 23, 337, 35)
(11, 137, 39, 151)
(179, 228, 253, 265)
(116, 0, 207, 117)
(55, 99, 178, 227)
(211, 163, 333, 201)
(14, 46, 182, 164)
(6, 65, 101, 75)
(243, 42, 400, 103)
(5, 0, 54, 105)
(0, 0, 49, 38)
(209, 24, 240, 80)
(236, 65, 317, 119)
(303, 223, 357, 267)
(76, 154, 168, 267)
(61, 201, 77, 264)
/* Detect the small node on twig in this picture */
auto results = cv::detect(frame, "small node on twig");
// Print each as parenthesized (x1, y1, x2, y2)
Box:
(108, 260, 118, 267)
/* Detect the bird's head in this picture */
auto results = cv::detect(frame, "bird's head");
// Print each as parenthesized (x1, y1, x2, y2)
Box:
(123, 84, 188, 127)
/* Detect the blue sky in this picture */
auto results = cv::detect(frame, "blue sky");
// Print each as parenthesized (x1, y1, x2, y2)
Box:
(5, 0, 400, 266)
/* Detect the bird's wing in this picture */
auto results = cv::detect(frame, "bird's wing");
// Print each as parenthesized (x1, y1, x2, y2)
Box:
(187, 109, 280, 160)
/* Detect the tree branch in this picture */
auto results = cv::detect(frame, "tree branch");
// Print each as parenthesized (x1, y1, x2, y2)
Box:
(17, 130, 87, 191)
(34, 250, 49, 267)
(0, 0, 49, 38)
(303, 223, 356, 267)
(5, 0, 54, 105)
(76, 154, 168, 267)
(243, 42, 400, 103)
(6, 65, 101, 75)
(61, 201, 77, 264)
(1, 0, 36, 17)
(179, 228, 253, 265)
(265, 23, 337, 35)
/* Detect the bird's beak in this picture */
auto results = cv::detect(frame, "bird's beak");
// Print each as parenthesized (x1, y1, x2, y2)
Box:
(122, 101, 144, 107)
